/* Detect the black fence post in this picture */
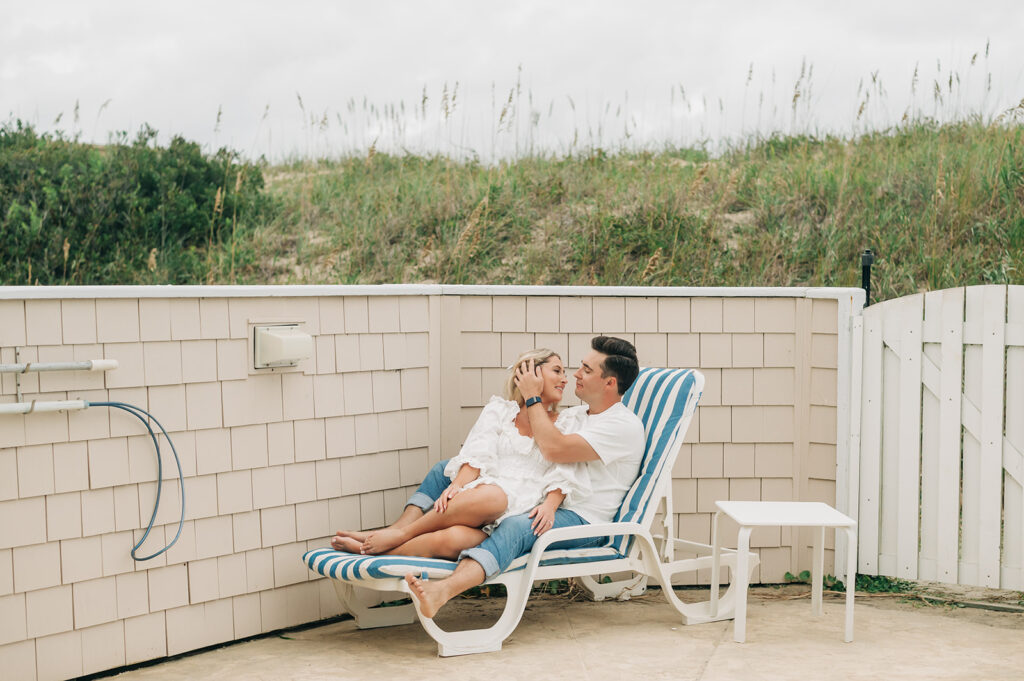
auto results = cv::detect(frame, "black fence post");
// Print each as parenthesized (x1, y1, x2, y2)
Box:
(861, 249, 875, 307)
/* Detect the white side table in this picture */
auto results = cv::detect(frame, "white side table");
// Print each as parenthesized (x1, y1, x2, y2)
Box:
(710, 500, 857, 643)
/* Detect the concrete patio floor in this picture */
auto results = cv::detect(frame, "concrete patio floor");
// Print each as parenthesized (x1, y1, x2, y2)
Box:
(108, 585, 1024, 681)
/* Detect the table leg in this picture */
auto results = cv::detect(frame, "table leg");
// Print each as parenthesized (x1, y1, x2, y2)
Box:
(812, 526, 824, 616)
(733, 526, 752, 643)
(844, 526, 856, 642)
(710, 511, 720, 618)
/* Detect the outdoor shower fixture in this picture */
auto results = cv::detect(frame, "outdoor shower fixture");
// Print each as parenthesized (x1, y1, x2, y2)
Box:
(0, 357, 119, 411)
(0, 357, 185, 560)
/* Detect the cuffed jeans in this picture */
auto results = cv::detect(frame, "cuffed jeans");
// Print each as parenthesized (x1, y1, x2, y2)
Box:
(405, 458, 454, 513)
(406, 459, 605, 579)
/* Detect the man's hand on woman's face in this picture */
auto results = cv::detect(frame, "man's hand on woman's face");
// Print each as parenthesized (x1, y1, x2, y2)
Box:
(513, 359, 544, 400)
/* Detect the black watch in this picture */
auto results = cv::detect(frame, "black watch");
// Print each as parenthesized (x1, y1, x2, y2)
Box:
(524, 396, 543, 408)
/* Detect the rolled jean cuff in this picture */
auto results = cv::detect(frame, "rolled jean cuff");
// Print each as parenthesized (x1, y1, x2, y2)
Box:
(459, 547, 501, 579)
(406, 492, 435, 513)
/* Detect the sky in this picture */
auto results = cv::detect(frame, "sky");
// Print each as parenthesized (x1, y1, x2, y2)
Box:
(2, 1, 1023, 161)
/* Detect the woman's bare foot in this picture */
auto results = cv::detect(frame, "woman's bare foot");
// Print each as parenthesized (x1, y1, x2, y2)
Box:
(334, 529, 369, 542)
(361, 527, 408, 555)
(405, 573, 450, 618)
(330, 535, 364, 553)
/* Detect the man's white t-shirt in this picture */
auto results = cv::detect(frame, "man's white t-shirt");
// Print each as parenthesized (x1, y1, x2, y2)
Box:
(565, 401, 646, 524)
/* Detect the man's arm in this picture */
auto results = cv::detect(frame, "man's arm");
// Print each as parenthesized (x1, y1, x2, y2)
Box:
(516, 361, 601, 463)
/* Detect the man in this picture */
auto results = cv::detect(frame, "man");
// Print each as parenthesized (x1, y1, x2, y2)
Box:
(401, 335, 646, 618)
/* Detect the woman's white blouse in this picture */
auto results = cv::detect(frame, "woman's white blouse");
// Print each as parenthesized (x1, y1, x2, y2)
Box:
(444, 396, 591, 528)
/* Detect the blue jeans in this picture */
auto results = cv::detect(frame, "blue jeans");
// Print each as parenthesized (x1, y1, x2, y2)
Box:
(405, 459, 454, 512)
(407, 460, 605, 579)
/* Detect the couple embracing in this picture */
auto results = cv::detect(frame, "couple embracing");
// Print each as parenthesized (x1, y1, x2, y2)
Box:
(331, 335, 645, 618)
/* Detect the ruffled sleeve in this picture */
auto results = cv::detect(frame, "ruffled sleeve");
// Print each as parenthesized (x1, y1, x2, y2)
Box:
(444, 396, 516, 479)
(540, 460, 592, 507)
(554, 405, 589, 435)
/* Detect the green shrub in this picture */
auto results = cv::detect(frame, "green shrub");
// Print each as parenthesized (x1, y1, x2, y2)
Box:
(0, 121, 268, 284)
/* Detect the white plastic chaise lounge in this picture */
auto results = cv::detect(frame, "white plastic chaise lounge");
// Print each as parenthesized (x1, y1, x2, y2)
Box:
(303, 367, 759, 656)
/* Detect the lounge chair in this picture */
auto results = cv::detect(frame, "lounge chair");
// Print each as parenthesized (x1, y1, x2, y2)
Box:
(303, 367, 758, 656)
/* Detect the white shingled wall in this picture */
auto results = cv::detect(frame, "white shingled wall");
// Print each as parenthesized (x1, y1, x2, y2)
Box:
(0, 285, 859, 680)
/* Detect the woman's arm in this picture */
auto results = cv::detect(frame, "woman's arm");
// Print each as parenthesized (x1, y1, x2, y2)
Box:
(452, 463, 481, 486)
(434, 463, 482, 513)
(528, 489, 566, 535)
(443, 397, 508, 478)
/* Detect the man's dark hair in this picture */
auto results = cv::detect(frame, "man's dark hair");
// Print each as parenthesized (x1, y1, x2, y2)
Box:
(591, 335, 639, 395)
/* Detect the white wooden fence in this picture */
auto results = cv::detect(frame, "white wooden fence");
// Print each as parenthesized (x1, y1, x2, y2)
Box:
(854, 285, 1024, 589)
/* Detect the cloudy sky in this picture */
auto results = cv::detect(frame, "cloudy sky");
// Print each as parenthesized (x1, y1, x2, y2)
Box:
(2, 1, 1022, 160)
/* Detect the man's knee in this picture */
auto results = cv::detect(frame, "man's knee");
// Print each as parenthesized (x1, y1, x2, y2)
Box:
(493, 513, 533, 537)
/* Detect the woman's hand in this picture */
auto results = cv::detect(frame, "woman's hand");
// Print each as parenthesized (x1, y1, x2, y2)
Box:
(433, 484, 463, 513)
(528, 502, 558, 536)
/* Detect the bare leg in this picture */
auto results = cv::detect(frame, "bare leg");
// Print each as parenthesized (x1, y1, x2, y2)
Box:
(331, 504, 425, 549)
(362, 485, 507, 555)
(387, 525, 488, 560)
(406, 558, 487, 618)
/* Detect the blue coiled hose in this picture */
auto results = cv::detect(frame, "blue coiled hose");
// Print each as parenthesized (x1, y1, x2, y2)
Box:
(87, 401, 186, 560)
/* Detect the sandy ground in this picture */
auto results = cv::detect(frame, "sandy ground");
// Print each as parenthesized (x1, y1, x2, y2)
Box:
(108, 584, 1023, 681)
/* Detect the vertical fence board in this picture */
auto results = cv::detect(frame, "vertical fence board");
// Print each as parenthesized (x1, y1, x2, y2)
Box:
(978, 286, 1006, 587)
(1004, 287, 1024, 589)
(960, 287, 985, 585)
(918, 292, 942, 580)
(858, 309, 883, 575)
(878, 303, 903, 577)
(937, 287, 965, 583)
(896, 295, 923, 578)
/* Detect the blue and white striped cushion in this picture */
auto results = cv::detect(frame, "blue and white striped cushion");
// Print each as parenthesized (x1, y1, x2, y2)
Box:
(304, 545, 626, 582)
(608, 368, 702, 554)
(305, 548, 458, 580)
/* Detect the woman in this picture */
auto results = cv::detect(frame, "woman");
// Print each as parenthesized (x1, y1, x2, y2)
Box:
(332, 348, 589, 558)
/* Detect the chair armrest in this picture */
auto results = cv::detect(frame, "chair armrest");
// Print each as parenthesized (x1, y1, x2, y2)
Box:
(530, 521, 649, 554)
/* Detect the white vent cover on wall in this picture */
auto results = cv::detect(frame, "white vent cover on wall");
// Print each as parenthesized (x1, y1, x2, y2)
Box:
(253, 324, 313, 369)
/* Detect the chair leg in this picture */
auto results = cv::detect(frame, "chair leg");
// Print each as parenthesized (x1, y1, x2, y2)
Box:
(575, 573, 648, 601)
(332, 582, 417, 629)
(411, 573, 535, 657)
(629, 533, 760, 626)
(333, 581, 417, 630)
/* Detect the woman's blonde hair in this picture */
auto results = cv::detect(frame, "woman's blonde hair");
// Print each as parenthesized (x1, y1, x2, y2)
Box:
(504, 348, 561, 407)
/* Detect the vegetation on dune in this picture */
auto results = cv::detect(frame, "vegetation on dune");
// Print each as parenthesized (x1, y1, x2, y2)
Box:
(254, 120, 1024, 300)
(1, 117, 1023, 301)
(0, 121, 266, 285)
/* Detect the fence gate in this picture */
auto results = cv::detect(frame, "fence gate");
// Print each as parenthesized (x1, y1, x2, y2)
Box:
(854, 285, 1024, 589)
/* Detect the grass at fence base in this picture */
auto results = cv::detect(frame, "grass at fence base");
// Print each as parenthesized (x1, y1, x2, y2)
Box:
(782, 570, 915, 594)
